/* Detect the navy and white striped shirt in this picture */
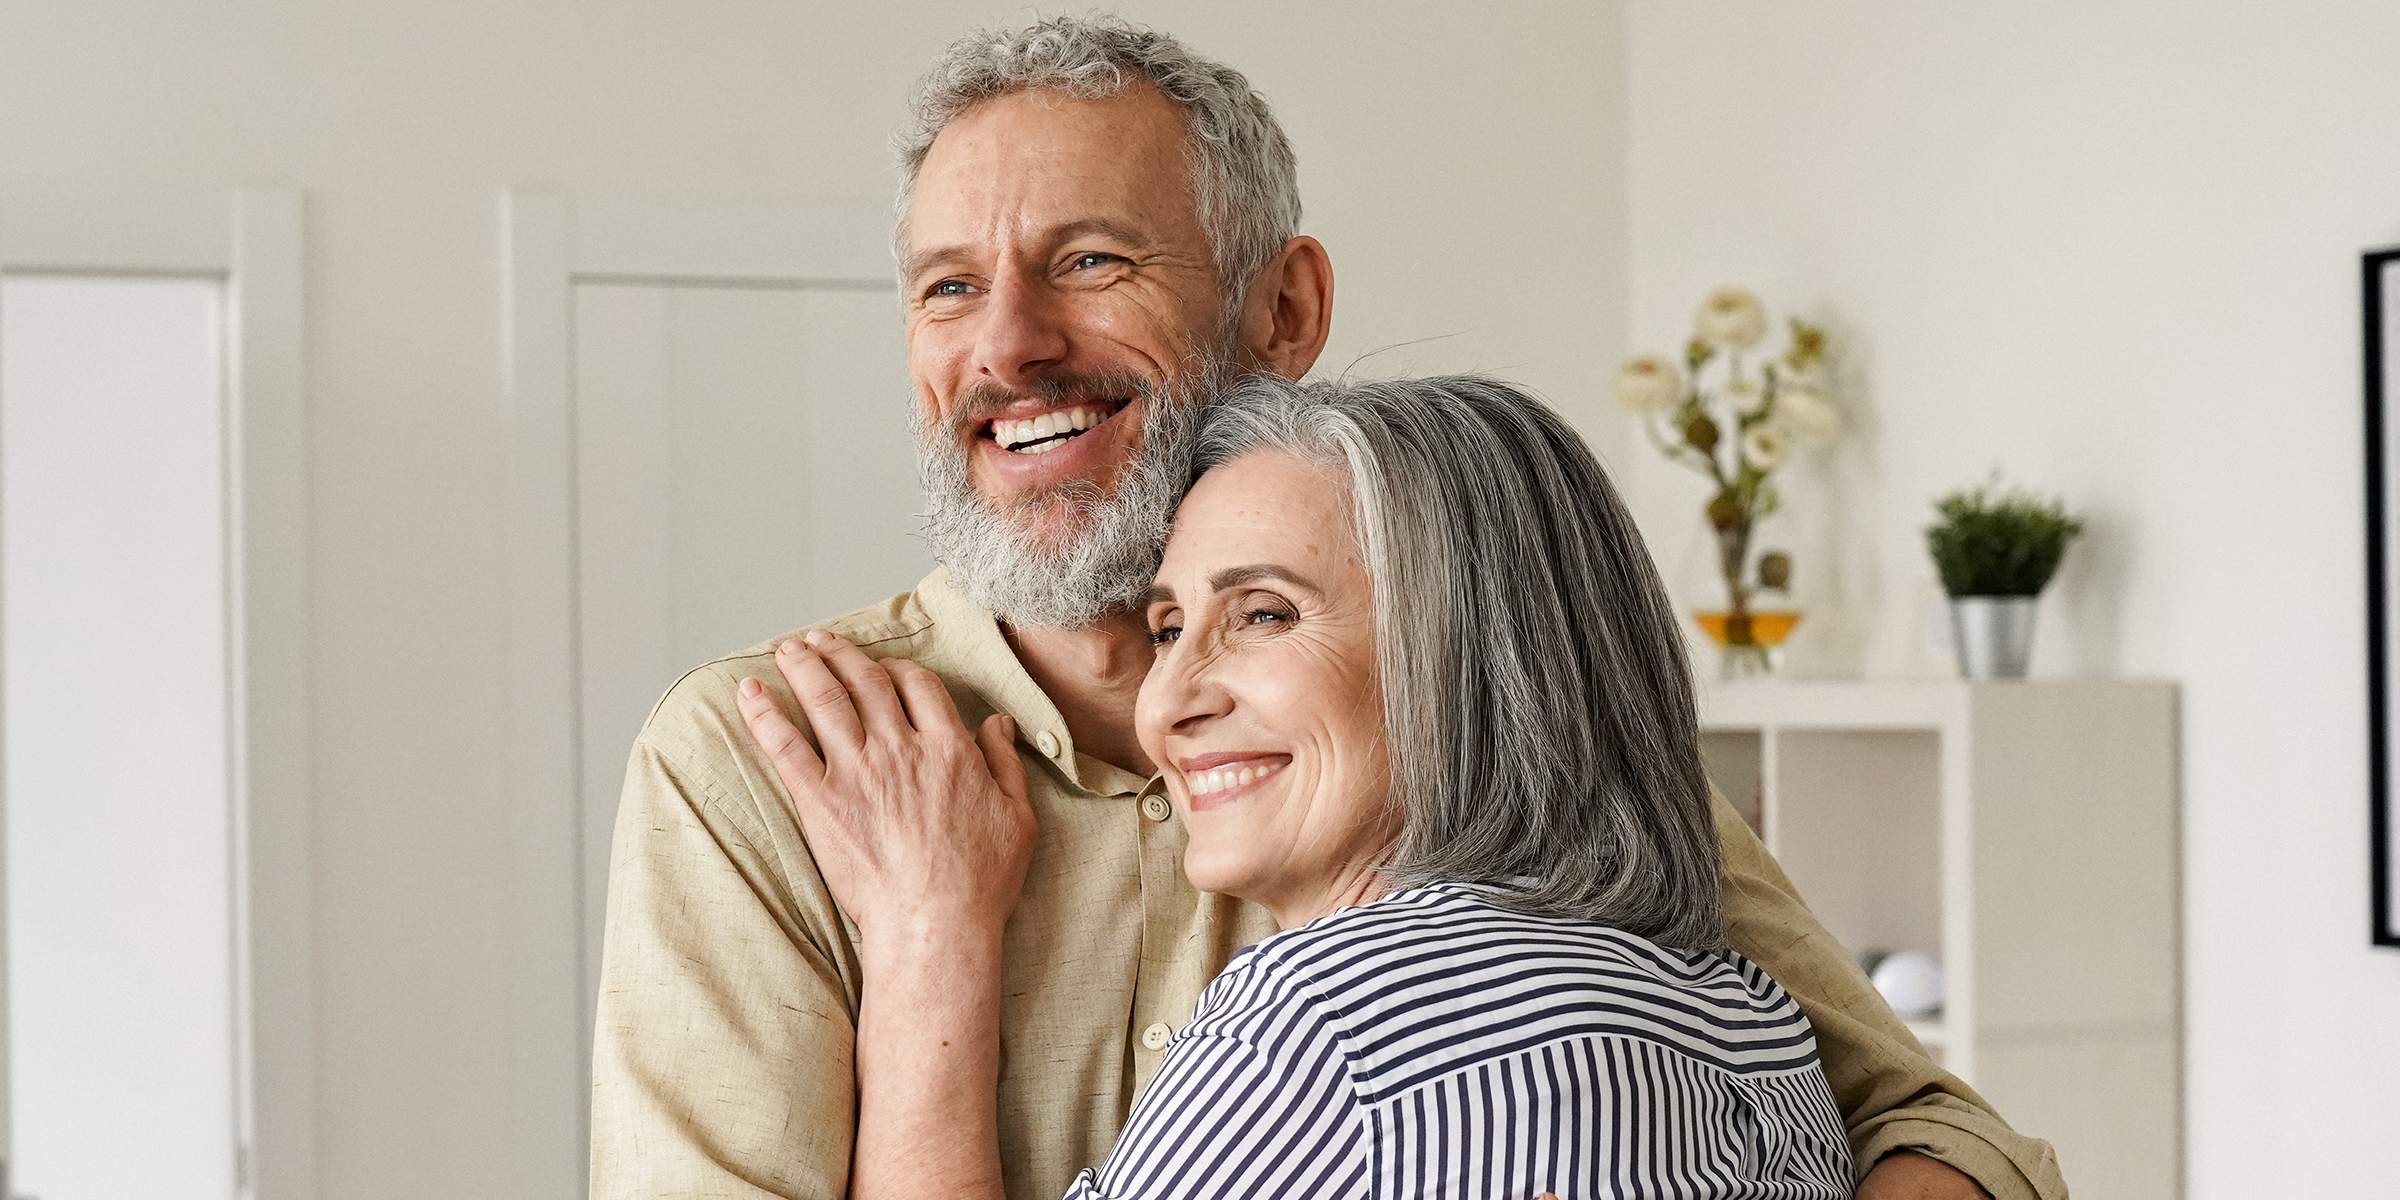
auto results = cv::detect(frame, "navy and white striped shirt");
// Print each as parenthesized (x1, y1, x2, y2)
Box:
(1063, 883, 1854, 1199)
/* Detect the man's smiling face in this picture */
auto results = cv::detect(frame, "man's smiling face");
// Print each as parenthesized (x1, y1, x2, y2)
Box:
(902, 84, 1227, 556)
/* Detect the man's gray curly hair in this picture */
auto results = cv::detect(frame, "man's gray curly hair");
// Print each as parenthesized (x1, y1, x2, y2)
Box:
(894, 14, 1303, 313)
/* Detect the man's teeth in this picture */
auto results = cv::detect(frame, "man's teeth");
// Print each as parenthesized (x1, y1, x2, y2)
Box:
(1186, 760, 1284, 797)
(997, 406, 1102, 452)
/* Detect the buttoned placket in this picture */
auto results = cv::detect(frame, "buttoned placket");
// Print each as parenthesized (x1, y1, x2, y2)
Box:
(1028, 723, 1191, 1100)
(1125, 772, 1194, 1099)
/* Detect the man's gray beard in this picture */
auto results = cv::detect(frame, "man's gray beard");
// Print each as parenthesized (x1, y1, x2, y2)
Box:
(915, 361, 1219, 630)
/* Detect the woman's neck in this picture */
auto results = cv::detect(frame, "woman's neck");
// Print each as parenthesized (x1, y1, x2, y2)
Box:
(1262, 866, 1390, 931)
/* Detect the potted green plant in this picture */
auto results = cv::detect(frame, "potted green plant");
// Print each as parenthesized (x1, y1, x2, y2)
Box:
(1924, 478, 2085, 679)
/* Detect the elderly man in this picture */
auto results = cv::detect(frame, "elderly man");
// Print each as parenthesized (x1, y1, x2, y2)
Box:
(591, 16, 2063, 1200)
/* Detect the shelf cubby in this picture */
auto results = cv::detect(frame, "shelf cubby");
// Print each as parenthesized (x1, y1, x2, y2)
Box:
(1700, 678, 2180, 1200)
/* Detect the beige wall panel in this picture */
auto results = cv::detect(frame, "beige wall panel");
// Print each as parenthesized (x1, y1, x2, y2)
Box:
(1979, 1031, 2181, 1200)
(1971, 682, 2179, 1033)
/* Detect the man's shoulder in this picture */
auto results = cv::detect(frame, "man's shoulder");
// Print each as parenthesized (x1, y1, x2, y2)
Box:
(647, 587, 937, 721)
(627, 586, 951, 782)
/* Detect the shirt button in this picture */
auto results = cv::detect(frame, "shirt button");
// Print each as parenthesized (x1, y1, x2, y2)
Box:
(1141, 793, 1171, 822)
(1036, 730, 1062, 759)
(1141, 1022, 1172, 1051)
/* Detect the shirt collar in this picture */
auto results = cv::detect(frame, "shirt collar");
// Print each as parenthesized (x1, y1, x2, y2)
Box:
(913, 566, 1149, 798)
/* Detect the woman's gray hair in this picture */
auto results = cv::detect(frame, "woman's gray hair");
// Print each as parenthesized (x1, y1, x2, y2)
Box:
(894, 14, 1302, 316)
(1191, 375, 1726, 949)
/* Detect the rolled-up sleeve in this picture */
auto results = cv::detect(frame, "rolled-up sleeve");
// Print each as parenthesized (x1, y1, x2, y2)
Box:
(589, 669, 862, 1200)
(1714, 791, 2068, 1199)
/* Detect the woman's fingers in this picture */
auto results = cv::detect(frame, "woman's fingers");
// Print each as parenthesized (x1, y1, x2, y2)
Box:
(773, 637, 866, 753)
(975, 712, 1028, 806)
(736, 675, 826, 792)
(887, 658, 968, 737)
(804, 630, 914, 734)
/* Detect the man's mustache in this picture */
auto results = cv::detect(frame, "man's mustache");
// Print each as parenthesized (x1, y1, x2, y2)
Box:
(946, 370, 1159, 435)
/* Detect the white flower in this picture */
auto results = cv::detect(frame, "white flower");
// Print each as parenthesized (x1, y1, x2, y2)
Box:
(1771, 387, 1841, 444)
(1614, 354, 1685, 417)
(1778, 357, 1826, 392)
(1695, 287, 1769, 350)
(1725, 378, 1767, 415)
(1741, 425, 1792, 471)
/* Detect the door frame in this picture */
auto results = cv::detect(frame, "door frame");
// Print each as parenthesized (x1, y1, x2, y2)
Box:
(0, 185, 309, 1200)
(500, 189, 895, 1197)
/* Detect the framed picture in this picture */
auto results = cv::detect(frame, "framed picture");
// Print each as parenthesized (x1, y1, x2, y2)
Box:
(2365, 245, 2400, 947)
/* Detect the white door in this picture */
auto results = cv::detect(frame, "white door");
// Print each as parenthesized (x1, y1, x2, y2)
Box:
(505, 193, 918, 1196)
(568, 280, 927, 1017)
(1, 273, 238, 1200)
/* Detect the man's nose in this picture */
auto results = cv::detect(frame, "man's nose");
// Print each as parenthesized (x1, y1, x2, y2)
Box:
(971, 271, 1069, 390)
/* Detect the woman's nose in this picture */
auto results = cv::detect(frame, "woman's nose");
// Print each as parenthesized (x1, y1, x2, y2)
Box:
(1142, 641, 1235, 737)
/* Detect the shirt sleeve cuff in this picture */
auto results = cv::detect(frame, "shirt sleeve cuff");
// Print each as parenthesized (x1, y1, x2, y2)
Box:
(1854, 1109, 2068, 1200)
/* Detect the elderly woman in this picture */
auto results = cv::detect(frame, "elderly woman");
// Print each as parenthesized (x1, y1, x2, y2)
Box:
(737, 376, 1854, 1198)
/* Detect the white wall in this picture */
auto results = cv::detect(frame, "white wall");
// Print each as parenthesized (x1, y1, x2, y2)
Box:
(1625, 3, 2400, 1194)
(3, 276, 235, 1200)
(0, 4, 1627, 1195)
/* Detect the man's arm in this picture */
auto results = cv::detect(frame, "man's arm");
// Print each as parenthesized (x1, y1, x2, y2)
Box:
(1713, 791, 2068, 1200)
(590, 681, 863, 1200)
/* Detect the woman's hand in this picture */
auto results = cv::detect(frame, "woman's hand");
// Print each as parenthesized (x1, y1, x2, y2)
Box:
(735, 630, 1030, 1199)
(735, 630, 1035, 944)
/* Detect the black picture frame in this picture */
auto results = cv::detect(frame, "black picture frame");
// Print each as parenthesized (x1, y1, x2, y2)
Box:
(2365, 246, 2400, 948)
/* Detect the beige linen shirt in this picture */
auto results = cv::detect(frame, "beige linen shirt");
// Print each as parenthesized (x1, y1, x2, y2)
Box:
(590, 568, 2067, 1200)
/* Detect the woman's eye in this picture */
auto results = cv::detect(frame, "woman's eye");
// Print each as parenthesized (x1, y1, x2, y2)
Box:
(1243, 608, 1290, 628)
(1148, 625, 1181, 646)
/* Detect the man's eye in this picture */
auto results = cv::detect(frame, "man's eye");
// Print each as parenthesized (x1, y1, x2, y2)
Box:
(928, 279, 977, 297)
(1070, 252, 1118, 270)
(1148, 625, 1182, 646)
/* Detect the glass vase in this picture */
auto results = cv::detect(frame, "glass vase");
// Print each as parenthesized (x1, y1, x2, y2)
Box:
(1693, 608, 1803, 680)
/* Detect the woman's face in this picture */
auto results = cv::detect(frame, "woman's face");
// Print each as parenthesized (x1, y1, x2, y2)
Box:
(1137, 450, 1394, 928)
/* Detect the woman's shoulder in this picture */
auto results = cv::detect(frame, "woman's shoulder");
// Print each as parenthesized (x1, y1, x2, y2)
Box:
(1226, 882, 1821, 1097)
(1256, 881, 1760, 984)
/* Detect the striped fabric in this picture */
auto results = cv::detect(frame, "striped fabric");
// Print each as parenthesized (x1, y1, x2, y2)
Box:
(1061, 883, 1854, 1200)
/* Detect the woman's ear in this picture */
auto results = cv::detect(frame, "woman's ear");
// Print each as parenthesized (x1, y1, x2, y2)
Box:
(1235, 236, 1334, 380)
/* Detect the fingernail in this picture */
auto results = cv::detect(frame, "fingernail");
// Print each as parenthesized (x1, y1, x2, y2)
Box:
(779, 639, 800, 655)
(804, 629, 834, 648)
(1002, 715, 1018, 735)
(740, 677, 762, 697)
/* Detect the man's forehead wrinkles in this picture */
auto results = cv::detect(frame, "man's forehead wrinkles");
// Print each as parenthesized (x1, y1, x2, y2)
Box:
(1044, 216, 1162, 250)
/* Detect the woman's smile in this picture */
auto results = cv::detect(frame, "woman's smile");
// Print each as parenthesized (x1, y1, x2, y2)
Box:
(1175, 752, 1291, 811)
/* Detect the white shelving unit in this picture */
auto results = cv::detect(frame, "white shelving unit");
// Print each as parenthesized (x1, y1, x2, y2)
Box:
(1699, 678, 2180, 1200)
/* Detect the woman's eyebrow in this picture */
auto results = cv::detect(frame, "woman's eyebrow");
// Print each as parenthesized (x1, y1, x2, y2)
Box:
(1208, 564, 1321, 593)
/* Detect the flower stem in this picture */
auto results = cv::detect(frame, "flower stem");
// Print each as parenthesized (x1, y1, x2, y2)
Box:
(1717, 520, 1754, 639)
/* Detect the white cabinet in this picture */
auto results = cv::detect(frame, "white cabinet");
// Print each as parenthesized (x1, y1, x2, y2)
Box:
(1699, 679, 2180, 1200)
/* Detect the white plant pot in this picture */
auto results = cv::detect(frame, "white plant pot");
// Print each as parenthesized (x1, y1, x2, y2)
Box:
(1949, 595, 2039, 680)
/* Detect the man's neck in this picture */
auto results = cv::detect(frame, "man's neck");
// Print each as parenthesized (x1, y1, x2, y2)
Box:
(1001, 611, 1156, 776)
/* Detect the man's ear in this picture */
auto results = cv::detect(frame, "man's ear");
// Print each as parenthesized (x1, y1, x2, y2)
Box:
(1235, 235, 1334, 380)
